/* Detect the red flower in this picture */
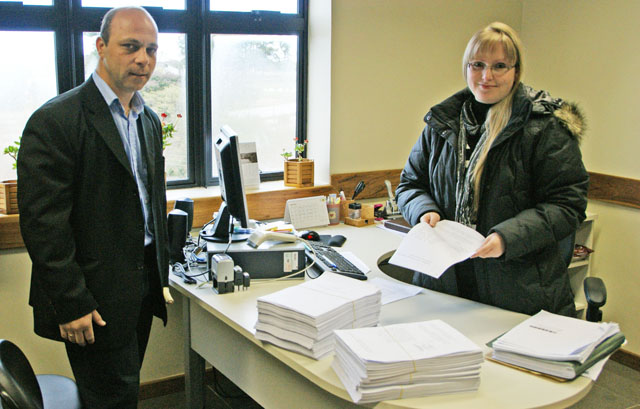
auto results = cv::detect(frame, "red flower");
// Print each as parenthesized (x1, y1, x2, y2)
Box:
(161, 113, 168, 118)
(177, 114, 183, 118)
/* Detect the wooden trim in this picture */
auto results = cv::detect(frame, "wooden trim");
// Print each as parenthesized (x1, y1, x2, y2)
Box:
(587, 172, 640, 209)
(2, 171, 639, 250)
(332, 169, 640, 209)
(611, 348, 640, 372)
(139, 373, 186, 400)
(139, 368, 216, 401)
(167, 185, 336, 229)
(0, 213, 22, 249)
(331, 169, 402, 201)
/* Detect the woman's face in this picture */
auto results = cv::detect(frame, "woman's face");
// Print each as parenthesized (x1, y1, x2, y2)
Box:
(467, 45, 516, 104)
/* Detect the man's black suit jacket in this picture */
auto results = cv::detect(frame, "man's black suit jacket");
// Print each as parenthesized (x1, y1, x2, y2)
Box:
(18, 78, 169, 349)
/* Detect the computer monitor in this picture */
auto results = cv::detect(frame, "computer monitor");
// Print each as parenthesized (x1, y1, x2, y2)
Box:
(201, 125, 252, 242)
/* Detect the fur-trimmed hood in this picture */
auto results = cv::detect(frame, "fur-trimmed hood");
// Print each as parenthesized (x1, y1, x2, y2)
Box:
(524, 85, 586, 142)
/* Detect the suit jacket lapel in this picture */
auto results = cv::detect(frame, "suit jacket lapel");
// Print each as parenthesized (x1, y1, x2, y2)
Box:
(138, 109, 156, 183)
(81, 78, 134, 178)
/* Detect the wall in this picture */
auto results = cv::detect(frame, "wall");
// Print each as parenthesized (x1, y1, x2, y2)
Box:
(330, 0, 522, 174)
(520, 0, 640, 355)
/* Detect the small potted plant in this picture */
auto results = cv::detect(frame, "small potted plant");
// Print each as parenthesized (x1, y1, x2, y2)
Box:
(1, 138, 20, 214)
(161, 113, 182, 151)
(282, 138, 314, 187)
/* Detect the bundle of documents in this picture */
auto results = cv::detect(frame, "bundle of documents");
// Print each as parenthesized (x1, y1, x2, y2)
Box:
(489, 310, 625, 380)
(255, 273, 382, 359)
(332, 320, 483, 404)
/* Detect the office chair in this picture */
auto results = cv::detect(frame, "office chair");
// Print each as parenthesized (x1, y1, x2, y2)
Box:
(0, 339, 82, 409)
(558, 234, 607, 322)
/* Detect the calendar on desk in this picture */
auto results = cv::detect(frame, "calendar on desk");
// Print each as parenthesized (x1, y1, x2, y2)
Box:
(284, 196, 330, 229)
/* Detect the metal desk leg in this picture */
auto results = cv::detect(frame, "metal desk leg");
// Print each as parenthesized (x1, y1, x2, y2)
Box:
(183, 296, 206, 409)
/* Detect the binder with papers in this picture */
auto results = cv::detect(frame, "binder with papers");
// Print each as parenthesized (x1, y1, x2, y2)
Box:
(255, 273, 382, 359)
(332, 320, 483, 404)
(488, 310, 625, 380)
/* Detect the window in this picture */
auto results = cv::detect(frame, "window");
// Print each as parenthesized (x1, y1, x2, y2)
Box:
(210, 0, 297, 13)
(210, 34, 297, 179)
(82, 0, 184, 10)
(0, 31, 57, 181)
(0, 0, 308, 188)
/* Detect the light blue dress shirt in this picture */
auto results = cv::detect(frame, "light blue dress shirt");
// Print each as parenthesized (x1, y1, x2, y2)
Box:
(92, 72, 153, 246)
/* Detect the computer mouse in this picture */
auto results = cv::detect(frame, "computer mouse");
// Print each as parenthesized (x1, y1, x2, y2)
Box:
(298, 230, 320, 241)
(328, 234, 347, 247)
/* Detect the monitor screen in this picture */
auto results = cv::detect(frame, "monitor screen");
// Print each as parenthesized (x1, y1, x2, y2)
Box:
(201, 125, 251, 242)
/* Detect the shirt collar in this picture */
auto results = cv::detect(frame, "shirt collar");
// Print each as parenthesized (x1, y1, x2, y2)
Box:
(92, 71, 145, 115)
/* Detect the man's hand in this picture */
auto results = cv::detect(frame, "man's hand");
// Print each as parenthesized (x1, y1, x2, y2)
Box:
(472, 232, 505, 259)
(59, 310, 106, 347)
(420, 212, 441, 227)
(163, 287, 174, 304)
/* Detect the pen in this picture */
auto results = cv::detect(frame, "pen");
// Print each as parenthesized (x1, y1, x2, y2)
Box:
(352, 181, 365, 200)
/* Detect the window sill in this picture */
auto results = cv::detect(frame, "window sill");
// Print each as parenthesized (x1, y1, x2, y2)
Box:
(1, 181, 336, 250)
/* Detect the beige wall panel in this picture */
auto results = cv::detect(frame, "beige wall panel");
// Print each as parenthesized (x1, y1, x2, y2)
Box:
(330, 0, 522, 174)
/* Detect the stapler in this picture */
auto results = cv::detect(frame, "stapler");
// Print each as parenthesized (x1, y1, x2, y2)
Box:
(247, 230, 299, 249)
(383, 180, 402, 219)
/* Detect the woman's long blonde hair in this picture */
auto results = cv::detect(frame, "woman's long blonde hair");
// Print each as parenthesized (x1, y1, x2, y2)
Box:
(462, 22, 524, 207)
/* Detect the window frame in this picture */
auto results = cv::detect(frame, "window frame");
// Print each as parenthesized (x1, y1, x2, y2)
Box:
(0, 0, 308, 188)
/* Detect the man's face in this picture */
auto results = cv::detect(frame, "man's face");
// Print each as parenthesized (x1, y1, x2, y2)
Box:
(96, 9, 158, 100)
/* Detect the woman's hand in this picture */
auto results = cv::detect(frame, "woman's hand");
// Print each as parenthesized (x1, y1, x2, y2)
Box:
(420, 212, 441, 227)
(472, 232, 505, 258)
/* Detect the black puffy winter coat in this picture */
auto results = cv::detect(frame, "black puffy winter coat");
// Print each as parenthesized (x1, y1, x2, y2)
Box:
(396, 83, 589, 316)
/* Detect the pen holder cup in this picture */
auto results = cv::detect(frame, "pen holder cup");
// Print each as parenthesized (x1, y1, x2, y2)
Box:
(340, 200, 354, 222)
(327, 203, 340, 225)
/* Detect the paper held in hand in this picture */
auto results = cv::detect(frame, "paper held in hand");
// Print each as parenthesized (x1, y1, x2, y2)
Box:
(388, 220, 485, 278)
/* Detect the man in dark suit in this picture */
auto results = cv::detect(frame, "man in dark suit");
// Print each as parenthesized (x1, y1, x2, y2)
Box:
(17, 7, 171, 408)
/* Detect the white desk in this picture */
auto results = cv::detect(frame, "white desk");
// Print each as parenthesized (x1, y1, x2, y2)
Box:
(170, 223, 592, 408)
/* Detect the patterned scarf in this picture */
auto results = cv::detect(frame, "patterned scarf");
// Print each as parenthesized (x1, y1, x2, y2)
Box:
(454, 98, 489, 227)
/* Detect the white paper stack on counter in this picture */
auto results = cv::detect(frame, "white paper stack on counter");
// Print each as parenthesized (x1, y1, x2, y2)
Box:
(332, 320, 483, 404)
(255, 273, 382, 359)
(489, 310, 625, 380)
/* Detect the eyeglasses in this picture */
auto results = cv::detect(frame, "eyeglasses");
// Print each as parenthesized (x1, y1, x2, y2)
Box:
(468, 61, 515, 76)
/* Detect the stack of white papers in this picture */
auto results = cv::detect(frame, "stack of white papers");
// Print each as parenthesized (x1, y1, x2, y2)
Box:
(490, 310, 624, 380)
(332, 320, 483, 404)
(255, 273, 382, 359)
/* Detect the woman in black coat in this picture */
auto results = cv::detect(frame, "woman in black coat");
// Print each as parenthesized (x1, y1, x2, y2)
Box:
(395, 22, 588, 316)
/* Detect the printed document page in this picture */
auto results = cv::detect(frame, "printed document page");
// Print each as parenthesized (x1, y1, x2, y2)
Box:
(370, 277, 423, 305)
(388, 220, 485, 278)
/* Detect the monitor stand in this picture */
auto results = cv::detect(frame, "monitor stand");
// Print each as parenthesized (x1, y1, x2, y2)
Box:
(200, 202, 252, 243)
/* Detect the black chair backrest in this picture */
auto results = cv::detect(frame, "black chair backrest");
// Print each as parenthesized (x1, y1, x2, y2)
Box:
(0, 340, 44, 409)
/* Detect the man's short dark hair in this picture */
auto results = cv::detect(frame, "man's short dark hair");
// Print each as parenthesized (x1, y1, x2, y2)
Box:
(99, 7, 119, 45)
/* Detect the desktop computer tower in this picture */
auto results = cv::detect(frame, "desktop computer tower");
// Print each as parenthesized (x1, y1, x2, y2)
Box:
(206, 241, 306, 279)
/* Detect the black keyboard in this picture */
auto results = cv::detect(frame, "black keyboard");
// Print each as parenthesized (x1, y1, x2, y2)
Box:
(305, 241, 367, 280)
